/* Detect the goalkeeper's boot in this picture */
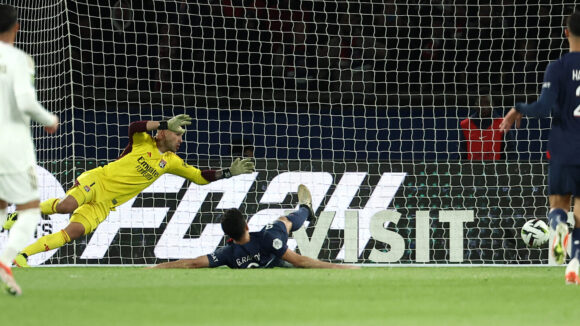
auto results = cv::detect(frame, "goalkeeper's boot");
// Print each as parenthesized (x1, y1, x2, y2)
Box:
(552, 223, 569, 265)
(2, 211, 18, 231)
(13, 254, 29, 268)
(297, 184, 315, 218)
(0, 261, 21, 296)
(565, 257, 580, 285)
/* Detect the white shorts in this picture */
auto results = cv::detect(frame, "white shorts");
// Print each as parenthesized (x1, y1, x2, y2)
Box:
(0, 166, 39, 204)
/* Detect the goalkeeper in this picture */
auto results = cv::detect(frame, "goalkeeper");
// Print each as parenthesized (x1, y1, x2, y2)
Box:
(4, 114, 255, 267)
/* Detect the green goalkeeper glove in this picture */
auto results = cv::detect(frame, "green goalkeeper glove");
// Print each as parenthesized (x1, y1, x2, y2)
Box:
(223, 158, 255, 178)
(161, 114, 192, 134)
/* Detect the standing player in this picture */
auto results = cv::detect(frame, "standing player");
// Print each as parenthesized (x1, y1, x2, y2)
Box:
(4, 114, 255, 268)
(151, 185, 357, 269)
(500, 11, 580, 284)
(0, 4, 60, 296)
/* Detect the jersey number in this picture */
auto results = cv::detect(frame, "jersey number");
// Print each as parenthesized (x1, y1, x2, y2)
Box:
(574, 86, 580, 117)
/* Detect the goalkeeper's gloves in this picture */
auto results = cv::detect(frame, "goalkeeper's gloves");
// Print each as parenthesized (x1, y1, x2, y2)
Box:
(159, 114, 192, 134)
(223, 158, 255, 178)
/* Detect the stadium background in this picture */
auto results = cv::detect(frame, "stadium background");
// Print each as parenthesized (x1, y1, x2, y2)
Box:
(2, 0, 573, 265)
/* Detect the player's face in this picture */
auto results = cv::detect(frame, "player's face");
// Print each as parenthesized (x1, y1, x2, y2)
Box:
(164, 131, 183, 152)
(478, 96, 492, 117)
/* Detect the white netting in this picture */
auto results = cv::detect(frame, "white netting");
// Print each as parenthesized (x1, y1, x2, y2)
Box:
(4, 1, 577, 265)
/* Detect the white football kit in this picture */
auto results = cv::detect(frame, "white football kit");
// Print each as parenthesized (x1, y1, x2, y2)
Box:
(0, 41, 56, 204)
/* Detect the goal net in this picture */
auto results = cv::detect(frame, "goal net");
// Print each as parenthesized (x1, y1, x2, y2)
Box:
(3, 1, 575, 265)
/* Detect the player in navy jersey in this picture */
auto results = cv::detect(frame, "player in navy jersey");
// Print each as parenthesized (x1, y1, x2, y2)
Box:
(501, 11, 580, 284)
(151, 185, 357, 269)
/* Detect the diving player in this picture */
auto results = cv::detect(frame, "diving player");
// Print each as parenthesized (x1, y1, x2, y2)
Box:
(151, 185, 358, 269)
(4, 115, 255, 267)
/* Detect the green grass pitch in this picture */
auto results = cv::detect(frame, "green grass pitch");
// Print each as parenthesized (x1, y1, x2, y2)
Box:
(1, 267, 579, 326)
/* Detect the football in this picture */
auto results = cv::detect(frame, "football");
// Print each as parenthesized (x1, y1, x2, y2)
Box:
(521, 219, 550, 248)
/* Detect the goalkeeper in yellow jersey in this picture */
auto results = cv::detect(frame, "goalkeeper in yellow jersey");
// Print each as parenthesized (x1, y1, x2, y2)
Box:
(3, 114, 255, 267)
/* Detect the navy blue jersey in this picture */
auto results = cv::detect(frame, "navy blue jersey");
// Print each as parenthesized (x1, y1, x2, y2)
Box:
(517, 52, 580, 164)
(545, 52, 580, 163)
(207, 220, 289, 268)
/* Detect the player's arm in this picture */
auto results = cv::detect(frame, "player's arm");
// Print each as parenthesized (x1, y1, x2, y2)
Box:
(500, 87, 557, 132)
(150, 256, 210, 269)
(513, 87, 557, 118)
(13, 54, 58, 133)
(281, 249, 359, 269)
(171, 157, 255, 184)
(127, 114, 193, 136)
(143, 114, 193, 133)
(500, 62, 560, 131)
(120, 115, 193, 158)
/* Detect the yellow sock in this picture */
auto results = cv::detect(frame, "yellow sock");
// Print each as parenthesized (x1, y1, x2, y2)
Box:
(21, 230, 71, 257)
(40, 198, 60, 215)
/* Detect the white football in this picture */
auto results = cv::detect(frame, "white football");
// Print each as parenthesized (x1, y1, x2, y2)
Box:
(521, 219, 550, 248)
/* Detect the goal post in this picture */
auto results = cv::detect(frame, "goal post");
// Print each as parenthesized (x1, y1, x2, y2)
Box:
(2, 1, 575, 266)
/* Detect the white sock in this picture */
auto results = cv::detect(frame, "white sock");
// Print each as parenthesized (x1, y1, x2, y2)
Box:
(0, 207, 6, 228)
(0, 208, 40, 266)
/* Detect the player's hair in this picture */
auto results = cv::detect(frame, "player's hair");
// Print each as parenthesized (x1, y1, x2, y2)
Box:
(221, 209, 246, 241)
(567, 11, 580, 37)
(0, 5, 17, 33)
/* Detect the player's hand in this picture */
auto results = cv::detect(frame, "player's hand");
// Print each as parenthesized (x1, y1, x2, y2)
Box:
(44, 116, 59, 134)
(229, 158, 255, 176)
(499, 108, 523, 132)
(167, 114, 192, 134)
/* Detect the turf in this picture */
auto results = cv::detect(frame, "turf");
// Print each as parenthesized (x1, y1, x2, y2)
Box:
(1, 267, 578, 326)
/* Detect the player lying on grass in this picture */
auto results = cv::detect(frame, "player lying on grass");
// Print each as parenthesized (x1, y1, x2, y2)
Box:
(501, 11, 580, 284)
(3, 114, 255, 267)
(152, 185, 357, 269)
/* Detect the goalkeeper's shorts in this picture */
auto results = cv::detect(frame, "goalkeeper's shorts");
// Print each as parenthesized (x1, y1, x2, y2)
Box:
(69, 201, 112, 235)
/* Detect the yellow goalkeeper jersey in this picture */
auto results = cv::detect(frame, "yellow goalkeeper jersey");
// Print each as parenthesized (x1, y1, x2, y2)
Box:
(78, 130, 208, 207)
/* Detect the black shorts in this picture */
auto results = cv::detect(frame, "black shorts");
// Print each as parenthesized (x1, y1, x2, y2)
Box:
(548, 162, 580, 196)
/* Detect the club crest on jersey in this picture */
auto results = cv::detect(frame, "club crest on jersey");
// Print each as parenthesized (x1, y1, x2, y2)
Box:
(159, 159, 167, 168)
(84, 185, 90, 192)
(147, 152, 151, 157)
(272, 238, 283, 250)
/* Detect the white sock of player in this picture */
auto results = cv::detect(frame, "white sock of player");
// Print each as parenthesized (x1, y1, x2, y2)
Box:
(0, 207, 6, 227)
(0, 208, 40, 266)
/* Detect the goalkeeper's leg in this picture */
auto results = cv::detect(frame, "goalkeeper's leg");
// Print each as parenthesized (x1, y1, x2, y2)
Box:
(40, 195, 79, 215)
(16, 202, 110, 267)
(3, 195, 80, 231)
(40, 175, 96, 215)
(4, 174, 95, 231)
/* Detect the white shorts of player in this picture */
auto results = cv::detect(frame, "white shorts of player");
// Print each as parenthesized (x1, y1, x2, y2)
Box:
(0, 166, 40, 204)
